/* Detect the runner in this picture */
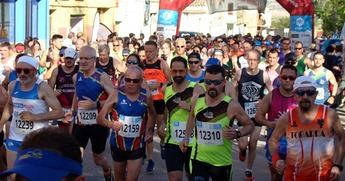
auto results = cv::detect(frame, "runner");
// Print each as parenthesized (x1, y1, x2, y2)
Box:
(49, 48, 79, 132)
(96, 44, 118, 85)
(67, 45, 114, 180)
(180, 64, 254, 180)
(186, 52, 205, 82)
(233, 49, 272, 180)
(0, 85, 8, 172)
(142, 40, 171, 173)
(0, 55, 64, 169)
(97, 66, 155, 181)
(269, 76, 345, 181)
(255, 65, 298, 181)
(304, 52, 338, 105)
(161, 56, 196, 180)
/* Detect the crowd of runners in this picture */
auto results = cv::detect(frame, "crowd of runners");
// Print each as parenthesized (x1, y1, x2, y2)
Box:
(0, 32, 344, 181)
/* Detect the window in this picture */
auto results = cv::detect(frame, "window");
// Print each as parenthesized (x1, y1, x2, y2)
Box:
(0, 1, 15, 42)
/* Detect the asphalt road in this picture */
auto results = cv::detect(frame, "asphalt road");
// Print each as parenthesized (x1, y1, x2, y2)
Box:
(82, 127, 345, 181)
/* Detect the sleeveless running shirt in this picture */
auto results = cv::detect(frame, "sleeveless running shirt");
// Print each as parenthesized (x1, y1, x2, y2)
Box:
(191, 95, 233, 166)
(56, 65, 79, 108)
(96, 57, 117, 85)
(186, 70, 205, 83)
(164, 82, 196, 145)
(305, 68, 330, 104)
(9, 79, 49, 142)
(75, 70, 106, 125)
(285, 105, 334, 181)
(110, 89, 148, 151)
(143, 59, 167, 100)
(238, 68, 265, 119)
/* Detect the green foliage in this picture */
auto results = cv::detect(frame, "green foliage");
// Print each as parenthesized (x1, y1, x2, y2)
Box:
(271, 17, 290, 29)
(315, 0, 345, 35)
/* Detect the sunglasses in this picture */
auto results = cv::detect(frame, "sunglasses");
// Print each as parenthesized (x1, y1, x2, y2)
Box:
(15, 68, 35, 74)
(295, 89, 316, 96)
(188, 61, 200, 64)
(176, 46, 185, 49)
(113, 44, 120, 47)
(295, 47, 303, 50)
(126, 61, 138, 65)
(280, 75, 296, 81)
(204, 79, 223, 86)
(124, 78, 141, 83)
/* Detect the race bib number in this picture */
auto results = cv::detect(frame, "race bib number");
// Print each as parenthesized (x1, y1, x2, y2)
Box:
(77, 109, 98, 125)
(58, 108, 70, 122)
(172, 121, 194, 143)
(147, 80, 159, 95)
(12, 112, 34, 135)
(244, 101, 258, 118)
(196, 121, 223, 145)
(118, 115, 142, 138)
(316, 87, 325, 100)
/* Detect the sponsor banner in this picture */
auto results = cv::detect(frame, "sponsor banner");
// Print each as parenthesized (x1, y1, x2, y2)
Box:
(290, 15, 312, 48)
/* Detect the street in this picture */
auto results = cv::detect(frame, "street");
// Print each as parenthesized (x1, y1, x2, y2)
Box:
(82, 127, 345, 180)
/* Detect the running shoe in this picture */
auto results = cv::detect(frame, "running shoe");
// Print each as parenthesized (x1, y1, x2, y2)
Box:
(146, 159, 155, 173)
(245, 170, 254, 181)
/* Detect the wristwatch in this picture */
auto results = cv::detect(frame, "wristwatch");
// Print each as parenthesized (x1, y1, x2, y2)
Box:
(333, 164, 343, 172)
(235, 129, 242, 139)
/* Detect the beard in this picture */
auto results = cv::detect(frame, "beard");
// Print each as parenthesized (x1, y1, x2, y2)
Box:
(173, 76, 185, 84)
(207, 88, 218, 98)
(299, 99, 311, 112)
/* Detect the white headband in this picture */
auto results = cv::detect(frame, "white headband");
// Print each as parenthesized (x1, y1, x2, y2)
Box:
(17, 56, 39, 70)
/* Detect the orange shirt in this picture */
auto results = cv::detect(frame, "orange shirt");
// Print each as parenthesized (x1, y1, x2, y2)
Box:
(285, 105, 334, 181)
(143, 59, 168, 100)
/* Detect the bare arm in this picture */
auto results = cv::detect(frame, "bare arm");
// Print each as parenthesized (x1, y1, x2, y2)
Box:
(146, 92, 156, 134)
(227, 101, 254, 137)
(328, 70, 338, 97)
(329, 109, 345, 165)
(0, 86, 8, 113)
(0, 83, 13, 131)
(101, 73, 115, 95)
(97, 89, 117, 128)
(161, 60, 172, 82)
(232, 69, 241, 97)
(225, 81, 238, 102)
(263, 71, 272, 92)
(255, 92, 274, 128)
(48, 67, 58, 88)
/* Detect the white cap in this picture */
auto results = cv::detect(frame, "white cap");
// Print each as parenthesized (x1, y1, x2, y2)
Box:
(64, 48, 77, 59)
(293, 76, 317, 91)
(17, 56, 39, 70)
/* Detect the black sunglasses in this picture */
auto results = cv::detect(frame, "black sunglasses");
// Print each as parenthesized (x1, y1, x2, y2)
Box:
(176, 46, 185, 48)
(125, 78, 141, 83)
(204, 79, 223, 86)
(188, 61, 200, 64)
(280, 75, 296, 81)
(295, 47, 303, 50)
(15, 68, 35, 74)
(127, 61, 138, 65)
(295, 89, 316, 96)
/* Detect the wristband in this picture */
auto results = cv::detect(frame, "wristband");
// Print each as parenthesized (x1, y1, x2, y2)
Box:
(235, 129, 242, 139)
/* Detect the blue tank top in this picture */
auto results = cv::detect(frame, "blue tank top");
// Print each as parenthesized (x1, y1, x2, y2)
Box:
(186, 70, 205, 83)
(110, 89, 148, 151)
(75, 70, 104, 101)
(9, 70, 17, 83)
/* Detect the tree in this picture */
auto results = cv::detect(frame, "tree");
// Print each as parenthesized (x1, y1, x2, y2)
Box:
(315, 0, 345, 36)
(271, 17, 290, 29)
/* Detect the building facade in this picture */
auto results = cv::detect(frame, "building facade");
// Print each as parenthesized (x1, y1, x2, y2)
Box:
(0, 0, 49, 46)
(50, 0, 118, 42)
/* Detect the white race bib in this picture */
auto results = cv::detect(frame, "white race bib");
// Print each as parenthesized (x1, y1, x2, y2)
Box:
(12, 111, 34, 135)
(172, 121, 194, 143)
(118, 115, 142, 138)
(77, 109, 98, 125)
(196, 121, 223, 145)
(316, 87, 325, 100)
(244, 101, 258, 118)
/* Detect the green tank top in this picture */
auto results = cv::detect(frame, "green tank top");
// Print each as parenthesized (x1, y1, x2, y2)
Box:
(191, 95, 233, 166)
(164, 81, 196, 145)
(296, 56, 306, 76)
